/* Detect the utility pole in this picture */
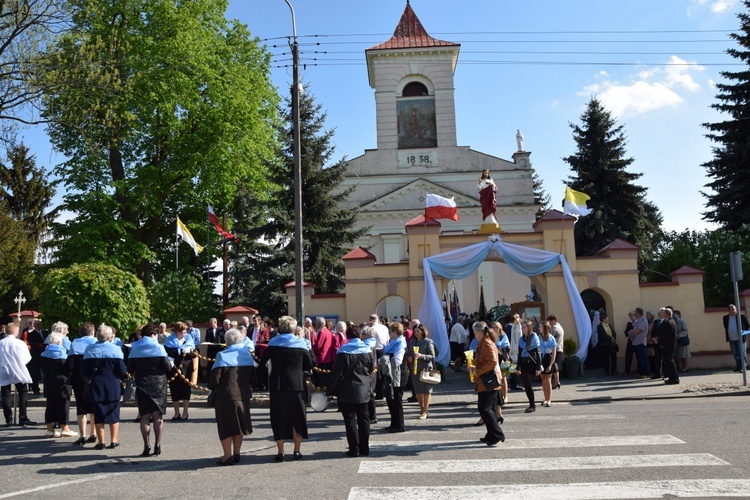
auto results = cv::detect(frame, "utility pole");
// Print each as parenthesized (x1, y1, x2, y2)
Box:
(285, 0, 304, 323)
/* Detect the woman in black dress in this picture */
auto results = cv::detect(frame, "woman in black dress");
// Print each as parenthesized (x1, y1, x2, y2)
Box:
(164, 322, 196, 421)
(66, 322, 97, 445)
(127, 324, 171, 457)
(209, 328, 256, 466)
(259, 316, 313, 463)
(41, 332, 77, 439)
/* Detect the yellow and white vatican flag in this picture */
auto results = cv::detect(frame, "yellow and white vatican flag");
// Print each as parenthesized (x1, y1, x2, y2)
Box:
(176, 218, 204, 255)
(563, 186, 593, 217)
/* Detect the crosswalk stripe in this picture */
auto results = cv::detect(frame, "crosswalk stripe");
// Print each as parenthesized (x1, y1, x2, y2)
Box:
(358, 453, 728, 474)
(399, 413, 625, 424)
(348, 479, 750, 500)
(369, 434, 684, 451)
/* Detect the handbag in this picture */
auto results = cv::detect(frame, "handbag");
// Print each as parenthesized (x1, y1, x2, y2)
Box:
(206, 390, 216, 408)
(609, 343, 620, 353)
(480, 369, 501, 390)
(419, 367, 441, 385)
(678, 335, 690, 347)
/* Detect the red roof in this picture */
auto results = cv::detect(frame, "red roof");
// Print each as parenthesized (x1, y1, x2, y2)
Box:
(406, 214, 441, 227)
(367, 2, 459, 51)
(284, 280, 316, 288)
(8, 310, 42, 319)
(598, 238, 640, 254)
(343, 246, 377, 261)
(670, 265, 705, 276)
(223, 305, 259, 315)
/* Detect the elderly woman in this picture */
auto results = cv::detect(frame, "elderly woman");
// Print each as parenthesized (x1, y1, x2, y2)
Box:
(469, 321, 505, 446)
(259, 316, 313, 463)
(409, 324, 436, 419)
(41, 331, 77, 439)
(81, 324, 127, 450)
(380, 321, 408, 433)
(328, 325, 376, 457)
(209, 328, 256, 466)
(164, 321, 196, 421)
(127, 324, 171, 457)
(45, 321, 72, 352)
(66, 322, 97, 445)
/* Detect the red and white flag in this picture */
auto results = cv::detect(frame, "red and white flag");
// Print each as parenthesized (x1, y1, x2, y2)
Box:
(425, 193, 459, 221)
(207, 204, 237, 241)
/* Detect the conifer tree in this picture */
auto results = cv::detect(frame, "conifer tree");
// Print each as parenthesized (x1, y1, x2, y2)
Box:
(230, 85, 365, 317)
(702, 1, 750, 229)
(563, 98, 662, 266)
(531, 169, 551, 220)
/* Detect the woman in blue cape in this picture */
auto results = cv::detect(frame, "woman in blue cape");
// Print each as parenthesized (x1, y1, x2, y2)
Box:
(259, 316, 313, 463)
(41, 332, 77, 439)
(209, 328, 256, 466)
(164, 322, 196, 421)
(517, 319, 542, 413)
(127, 324, 171, 457)
(65, 322, 98, 445)
(380, 322, 408, 433)
(327, 325, 376, 457)
(81, 323, 127, 450)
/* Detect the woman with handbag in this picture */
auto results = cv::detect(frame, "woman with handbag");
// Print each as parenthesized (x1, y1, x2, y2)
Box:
(410, 324, 437, 419)
(468, 321, 505, 446)
(517, 320, 541, 413)
(674, 310, 691, 373)
(538, 321, 557, 407)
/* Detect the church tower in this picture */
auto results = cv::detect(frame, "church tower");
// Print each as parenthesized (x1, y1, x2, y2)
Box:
(341, 1, 538, 264)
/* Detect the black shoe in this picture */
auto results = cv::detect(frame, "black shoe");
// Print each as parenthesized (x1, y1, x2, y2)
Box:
(171, 415, 181, 421)
(153, 445, 161, 456)
(733, 369, 742, 373)
(486, 439, 501, 447)
(370, 419, 378, 424)
(384, 427, 405, 433)
(497, 416, 504, 425)
(479, 437, 488, 443)
(73, 437, 86, 446)
(665, 379, 680, 385)
(406, 397, 417, 403)
(106, 442, 120, 449)
(525, 406, 536, 413)
(217, 456, 234, 466)
(140, 446, 151, 457)
(345, 450, 359, 457)
(94, 443, 106, 450)
(293, 451, 302, 460)
(5, 421, 12, 427)
(18, 418, 36, 426)
(273, 453, 284, 463)
(233, 454, 240, 464)
(86, 435, 97, 443)
(552, 383, 561, 390)
(360, 450, 369, 456)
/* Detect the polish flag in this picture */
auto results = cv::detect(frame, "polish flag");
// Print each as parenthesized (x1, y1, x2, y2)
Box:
(425, 193, 459, 221)
(207, 204, 238, 241)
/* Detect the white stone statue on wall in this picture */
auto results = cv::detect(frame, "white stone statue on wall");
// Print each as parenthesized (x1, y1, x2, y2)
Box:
(516, 129, 524, 152)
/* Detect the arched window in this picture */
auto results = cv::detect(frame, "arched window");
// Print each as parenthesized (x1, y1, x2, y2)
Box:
(402, 82, 429, 97)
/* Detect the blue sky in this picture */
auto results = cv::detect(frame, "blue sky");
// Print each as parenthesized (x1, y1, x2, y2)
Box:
(19, 0, 745, 232)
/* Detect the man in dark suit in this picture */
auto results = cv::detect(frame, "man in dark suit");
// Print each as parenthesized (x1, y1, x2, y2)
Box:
(205, 318, 223, 343)
(654, 308, 679, 384)
(723, 304, 749, 372)
(23, 320, 44, 394)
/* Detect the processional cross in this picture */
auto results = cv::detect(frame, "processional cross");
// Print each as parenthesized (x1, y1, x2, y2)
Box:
(14, 291, 26, 321)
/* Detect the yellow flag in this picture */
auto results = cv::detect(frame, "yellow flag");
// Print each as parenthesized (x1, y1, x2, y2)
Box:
(176, 218, 204, 255)
(563, 186, 593, 217)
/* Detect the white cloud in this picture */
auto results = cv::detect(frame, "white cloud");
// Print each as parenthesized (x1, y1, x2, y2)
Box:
(579, 56, 705, 117)
(688, 0, 738, 15)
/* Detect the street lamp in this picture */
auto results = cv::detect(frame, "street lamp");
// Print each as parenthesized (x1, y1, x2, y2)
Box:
(284, 0, 304, 323)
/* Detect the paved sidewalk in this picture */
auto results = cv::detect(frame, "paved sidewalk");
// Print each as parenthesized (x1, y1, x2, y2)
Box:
(418, 367, 750, 407)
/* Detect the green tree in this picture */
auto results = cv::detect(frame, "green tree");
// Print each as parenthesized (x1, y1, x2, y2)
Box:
(702, 2, 750, 230)
(0, 204, 36, 319)
(148, 272, 211, 323)
(649, 226, 750, 307)
(41, 0, 279, 283)
(531, 169, 551, 220)
(230, 86, 366, 317)
(0, 142, 55, 244)
(37, 262, 149, 338)
(563, 98, 662, 269)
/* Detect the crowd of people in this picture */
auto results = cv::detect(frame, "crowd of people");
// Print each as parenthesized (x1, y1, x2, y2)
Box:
(0, 304, 738, 464)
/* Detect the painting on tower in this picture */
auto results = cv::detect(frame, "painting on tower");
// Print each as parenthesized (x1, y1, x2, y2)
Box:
(397, 98, 437, 149)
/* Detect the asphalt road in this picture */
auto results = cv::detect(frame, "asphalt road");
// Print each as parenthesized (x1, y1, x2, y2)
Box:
(1, 396, 749, 499)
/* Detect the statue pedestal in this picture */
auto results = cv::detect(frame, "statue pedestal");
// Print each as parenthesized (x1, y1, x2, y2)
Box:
(477, 223, 503, 234)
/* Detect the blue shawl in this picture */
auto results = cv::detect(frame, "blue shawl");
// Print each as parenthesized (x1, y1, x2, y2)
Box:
(164, 334, 195, 352)
(363, 337, 376, 349)
(83, 341, 124, 360)
(41, 343, 68, 361)
(129, 336, 168, 359)
(267, 333, 308, 350)
(383, 335, 406, 355)
(212, 343, 256, 369)
(496, 334, 510, 349)
(337, 338, 372, 355)
(519, 333, 540, 358)
(242, 337, 255, 352)
(69, 336, 97, 355)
